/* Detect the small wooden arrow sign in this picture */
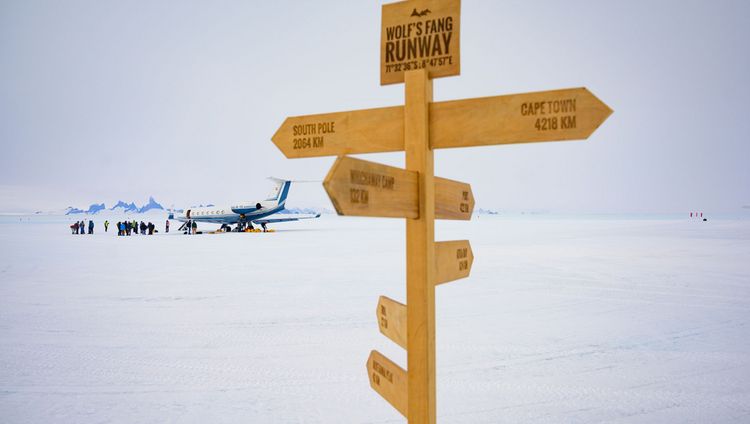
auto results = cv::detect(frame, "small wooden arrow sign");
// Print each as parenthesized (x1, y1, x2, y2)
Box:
(272, 88, 611, 159)
(366, 350, 408, 417)
(435, 177, 474, 220)
(377, 296, 407, 349)
(431, 87, 612, 148)
(271, 106, 403, 159)
(435, 240, 473, 284)
(323, 156, 474, 220)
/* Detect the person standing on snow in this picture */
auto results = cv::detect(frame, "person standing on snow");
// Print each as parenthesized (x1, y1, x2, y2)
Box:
(104, 220, 109, 232)
(165, 220, 170, 233)
(191, 221, 197, 235)
(88, 220, 94, 234)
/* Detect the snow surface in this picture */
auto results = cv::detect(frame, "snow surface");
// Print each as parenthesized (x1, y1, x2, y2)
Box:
(1, 215, 749, 423)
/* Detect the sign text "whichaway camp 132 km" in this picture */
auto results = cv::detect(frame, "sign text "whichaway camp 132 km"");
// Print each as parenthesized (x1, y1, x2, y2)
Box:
(271, 0, 612, 423)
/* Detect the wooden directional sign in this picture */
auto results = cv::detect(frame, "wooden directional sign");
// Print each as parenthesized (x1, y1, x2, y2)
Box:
(431, 87, 613, 148)
(324, 156, 418, 219)
(271, 106, 403, 158)
(367, 350, 408, 417)
(323, 156, 473, 220)
(272, 2, 614, 421)
(377, 296, 407, 349)
(435, 240, 473, 285)
(381, 0, 461, 85)
(434, 177, 473, 220)
(272, 88, 611, 159)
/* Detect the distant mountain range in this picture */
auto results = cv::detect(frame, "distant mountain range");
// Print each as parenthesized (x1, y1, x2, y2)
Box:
(58, 199, 335, 216)
(64, 197, 165, 215)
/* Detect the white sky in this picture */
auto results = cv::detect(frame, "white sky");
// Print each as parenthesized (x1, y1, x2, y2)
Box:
(1, 0, 748, 213)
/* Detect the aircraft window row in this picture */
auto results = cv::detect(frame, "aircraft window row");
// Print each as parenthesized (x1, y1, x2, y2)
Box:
(194, 210, 226, 216)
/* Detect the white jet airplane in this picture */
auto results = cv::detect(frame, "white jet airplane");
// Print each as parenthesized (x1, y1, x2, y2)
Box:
(168, 178, 320, 231)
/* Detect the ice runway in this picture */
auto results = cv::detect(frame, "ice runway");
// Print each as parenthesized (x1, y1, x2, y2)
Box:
(1, 215, 749, 423)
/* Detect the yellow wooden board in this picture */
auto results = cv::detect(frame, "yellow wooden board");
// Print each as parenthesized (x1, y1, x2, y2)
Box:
(431, 87, 613, 148)
(271, 88, 610, 159)
(366, 350, 408, 417)
(381, 0, 461, 85)
(435, 240, 473, 285)
(271, 106, 403, 159)
(434, 177, 474, 220)
(404, 68, 437, 424)
(323, 156, 419, 219)
(377, 296, 407, 349)
(323, 156, 474, 221)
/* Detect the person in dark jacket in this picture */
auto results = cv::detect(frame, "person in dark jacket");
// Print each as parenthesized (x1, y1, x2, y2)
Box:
(148, 222, 154, 235)
(80, 220, 85, 234)
(104, 220, 109, 232)
(88, 220, 94, 234)
(165, 220, 170, 233)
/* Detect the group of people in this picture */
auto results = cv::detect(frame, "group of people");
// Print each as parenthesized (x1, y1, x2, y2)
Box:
(69, 219, 171, 236)
(116, 220, 161, 236)
(70, 220, 94, 234)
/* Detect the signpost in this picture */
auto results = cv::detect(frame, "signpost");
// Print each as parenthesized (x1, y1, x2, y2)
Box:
(367, 350, 409, 417)
(271, 88, 612, 158)
(377, 296, 407, 349)
(271, 0, 612, 422)
(322, 156, 474, 220)
(380, 0, 461, 85)
(435, 240, 473, 285)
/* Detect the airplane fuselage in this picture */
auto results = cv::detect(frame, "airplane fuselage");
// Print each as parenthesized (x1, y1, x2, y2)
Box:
(173, 201, 285, 225)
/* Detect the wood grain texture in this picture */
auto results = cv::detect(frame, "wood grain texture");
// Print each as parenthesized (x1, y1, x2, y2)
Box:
(405, 69, 436, 424)
(435, 240, 473, 285)
(271, 106, 403, 158)
(380, 0, 461, 85)
(434, 177, 474, 220)
(366, 350, 408, 417)
(377, 296, 407, 349)
(322, 156, 419, 219)
(430, 87, 613, 149)
(272, 87, 611, 158)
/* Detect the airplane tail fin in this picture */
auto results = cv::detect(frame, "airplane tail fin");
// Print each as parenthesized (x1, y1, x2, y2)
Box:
(265, 178, 292, 207)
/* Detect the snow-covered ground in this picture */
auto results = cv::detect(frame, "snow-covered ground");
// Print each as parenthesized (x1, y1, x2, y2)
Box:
(1, 214, 749, 423)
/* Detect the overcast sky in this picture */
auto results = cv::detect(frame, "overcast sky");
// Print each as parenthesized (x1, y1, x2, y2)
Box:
(1, 0, 748, 213)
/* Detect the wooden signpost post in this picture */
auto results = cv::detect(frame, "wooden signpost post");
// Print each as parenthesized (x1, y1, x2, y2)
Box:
(271, 0, 612, 422)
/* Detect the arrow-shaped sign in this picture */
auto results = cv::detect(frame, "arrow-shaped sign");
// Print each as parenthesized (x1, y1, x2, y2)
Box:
(366, 350, 408, 417)
(431, 87, 613, 148)
(272, 88, 611, 158)
(323, 156, 474, 219)
(435, 177, 474, 220)
(377, 296, 407, 349)
(435, 240, 474, 284)
(323, 156, 418, 218)
(271, 106, 403, 158)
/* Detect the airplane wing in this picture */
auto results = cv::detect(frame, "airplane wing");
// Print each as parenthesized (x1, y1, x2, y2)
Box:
(252, 213, 321, 224)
